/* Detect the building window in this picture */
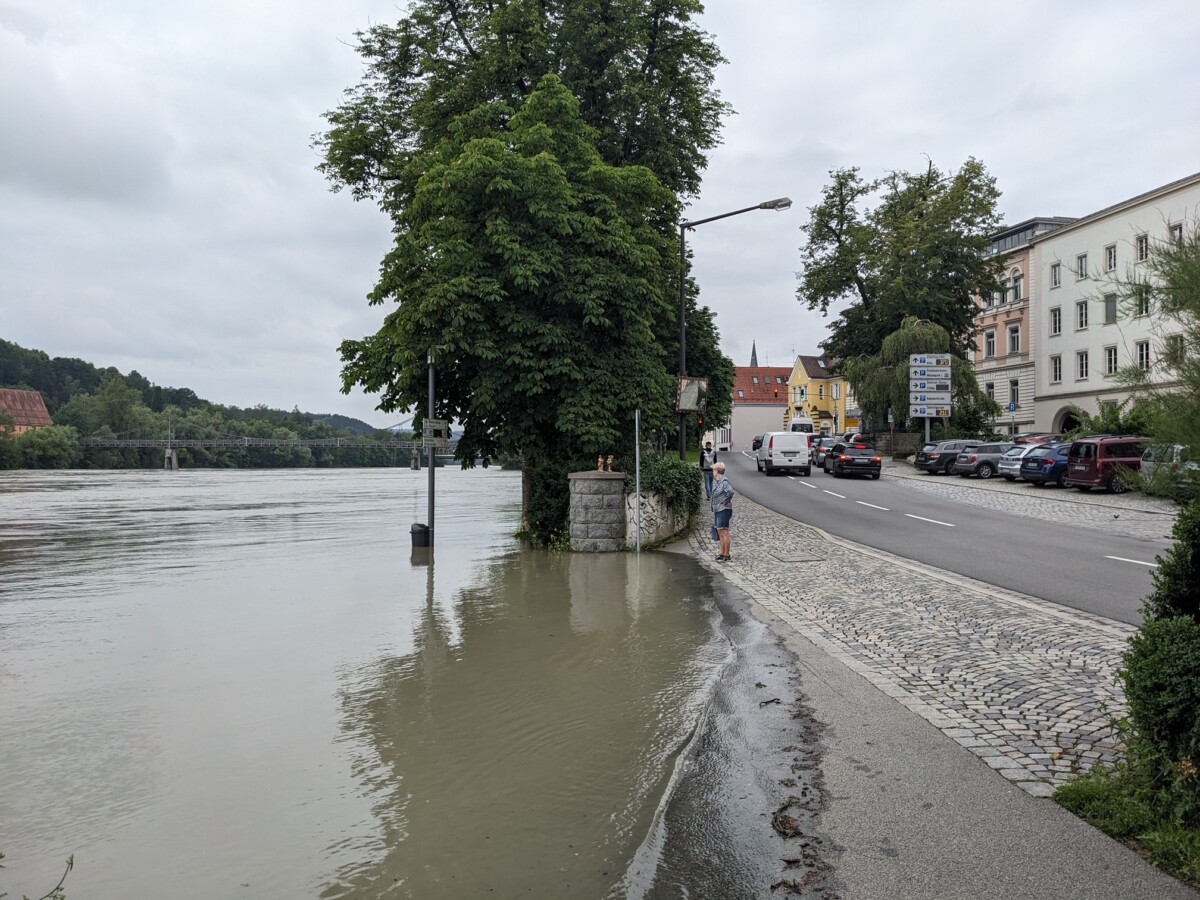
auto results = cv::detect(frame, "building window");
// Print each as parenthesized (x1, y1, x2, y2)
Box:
(1050, 263, 1061, 289)
(985, 381, 995, 400)
(998, 280, 1009, 304)
(751, 376, 759, 384)
(984, 330, 996, 358)
(1050, 355, 1062, 384)
(1166, 334, 1185, 366)
(1104, 293, 1117, 325)
(1009, 379, 1019, 406)
(1077, 351, 1089, 380)
(1012, 273, 1023, 301)
(1136, 234, 1149, 262)
(818, 385, 824, 400)
(1170, 223, 1184, 243)
(833, 383, 841, 400)
(1008, 324, 1021, 354)
(1076, 300, 1088, 330)
(1105, 244, 1117, 271)
(737, 390, 744, 398)
(1134, 285, 1151, 317)
(1137, 340, 1151, 371)
(1050, 307, 1062, 336)
(1076, 253, 1088, 279)
(1105, 345, 1118, 375)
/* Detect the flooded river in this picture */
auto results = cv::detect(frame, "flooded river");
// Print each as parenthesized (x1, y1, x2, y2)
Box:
(0, 469, 816, 898)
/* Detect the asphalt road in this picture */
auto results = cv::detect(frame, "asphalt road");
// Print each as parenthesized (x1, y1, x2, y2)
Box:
(724, 450, 1169, 625)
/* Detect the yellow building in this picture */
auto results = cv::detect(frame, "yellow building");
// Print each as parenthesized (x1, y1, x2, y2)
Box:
(785, 356, 860, 436)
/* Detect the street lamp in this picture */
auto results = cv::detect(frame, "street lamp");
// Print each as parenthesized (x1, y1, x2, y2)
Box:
(677, 197, 792, 458)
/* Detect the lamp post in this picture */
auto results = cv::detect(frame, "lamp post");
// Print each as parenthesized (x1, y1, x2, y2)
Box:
(678, 197, 792, 459)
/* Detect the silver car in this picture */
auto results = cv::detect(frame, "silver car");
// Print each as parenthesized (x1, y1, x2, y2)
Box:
(998, 444, 1040, 481)
(811, 436, 839, 466)
(953, 442, 1013, 479)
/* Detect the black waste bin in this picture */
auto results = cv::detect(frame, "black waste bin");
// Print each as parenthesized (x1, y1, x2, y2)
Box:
(410, 523, 431, 547)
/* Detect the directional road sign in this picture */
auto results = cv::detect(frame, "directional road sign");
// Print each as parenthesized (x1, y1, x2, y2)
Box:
(909, 405, 952, 418)
(910, 380, 951, 392)
(910, 354, 952, 367)
(909, 366, 952, 380)
(910, 391, 952, 405)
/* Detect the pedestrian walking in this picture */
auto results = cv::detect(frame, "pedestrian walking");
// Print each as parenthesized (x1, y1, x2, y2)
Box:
(710, 461, 733, 562)
(699, 441, 718, 498)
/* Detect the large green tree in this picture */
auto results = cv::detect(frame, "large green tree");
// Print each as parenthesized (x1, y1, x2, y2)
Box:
(338, 76, 682, 536)
(797, 160, 1004, 360)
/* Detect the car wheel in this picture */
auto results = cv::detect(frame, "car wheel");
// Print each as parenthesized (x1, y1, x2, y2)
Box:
(802, 467, 811, 477)
(756, 459, 762, 472)
(1056, 470, 1067, 488)
(832, 468, 842, 478)
(977, 464, 994, 479)
(871, 473, 880, 480)
(1109, 475, 1127, 494)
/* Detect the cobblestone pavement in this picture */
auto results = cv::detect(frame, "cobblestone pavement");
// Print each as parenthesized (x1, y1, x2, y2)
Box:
(689, 497, 1136, 798)
(883, 461, 1179, 541)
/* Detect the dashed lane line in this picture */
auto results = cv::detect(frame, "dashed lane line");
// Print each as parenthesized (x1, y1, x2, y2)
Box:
(905, 513, 956, 527)
(1104, 555, 1158, 567)
(856, 501, 890, 511)
(824, 490, 846, 499)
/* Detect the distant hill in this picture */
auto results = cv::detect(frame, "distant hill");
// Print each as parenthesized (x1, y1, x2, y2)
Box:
(308, 413, 380, 436)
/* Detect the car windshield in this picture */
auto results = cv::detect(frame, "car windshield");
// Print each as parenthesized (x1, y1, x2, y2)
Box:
(1027, 447, 1052, 458)
(1003, 447, 1026, 457)
(843, 447, 876, 457)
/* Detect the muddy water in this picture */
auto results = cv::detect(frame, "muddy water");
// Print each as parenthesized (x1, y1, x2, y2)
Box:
(0, 468, 752, 898)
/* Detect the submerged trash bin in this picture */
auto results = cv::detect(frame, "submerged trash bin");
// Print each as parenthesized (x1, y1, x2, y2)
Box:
(410, 523, 430, 548)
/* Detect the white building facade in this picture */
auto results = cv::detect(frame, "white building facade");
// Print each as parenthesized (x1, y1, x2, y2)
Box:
(1030, 172, 1200, 433)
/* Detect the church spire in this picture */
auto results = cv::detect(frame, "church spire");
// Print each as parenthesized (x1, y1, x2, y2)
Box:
(750, 341, 758, 367)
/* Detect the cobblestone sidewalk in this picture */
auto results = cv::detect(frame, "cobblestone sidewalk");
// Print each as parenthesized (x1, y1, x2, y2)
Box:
(884, 461, 1179, 541)
(689, 497, 1134, 797)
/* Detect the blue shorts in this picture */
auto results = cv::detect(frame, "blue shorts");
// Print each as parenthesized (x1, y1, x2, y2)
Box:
(714, 509, 732, 530)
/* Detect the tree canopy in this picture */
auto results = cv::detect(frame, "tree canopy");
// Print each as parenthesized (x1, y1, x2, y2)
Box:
(315, 0, 730, 204)
(797, 160, 1004, 360)
(339, 75, 680, 471)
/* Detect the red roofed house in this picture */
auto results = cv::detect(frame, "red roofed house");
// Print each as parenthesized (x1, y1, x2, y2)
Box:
(0, 388, 53, 436)
(729, 343, 791, 451)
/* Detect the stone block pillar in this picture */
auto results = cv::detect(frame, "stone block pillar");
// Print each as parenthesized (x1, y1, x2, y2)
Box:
(568, 470, 626, 552)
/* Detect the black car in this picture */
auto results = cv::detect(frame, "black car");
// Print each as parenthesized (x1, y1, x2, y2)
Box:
(915, 439, 978, 474)
(823, 442, 882, 479)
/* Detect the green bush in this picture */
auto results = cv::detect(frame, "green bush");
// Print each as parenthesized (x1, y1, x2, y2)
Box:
(1121, 616, 1200, 777)
(522, 453, 596, 549)
(1142, 499, 1200, 621)
(1055, 766, 1157, 837)
(622, 450, 703, 524)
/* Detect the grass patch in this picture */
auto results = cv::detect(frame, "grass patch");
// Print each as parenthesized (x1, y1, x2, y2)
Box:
(1056, 767, 1200, 889)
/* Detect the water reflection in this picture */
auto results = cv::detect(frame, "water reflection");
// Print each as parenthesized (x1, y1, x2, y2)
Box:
(326, 549, 725, 899)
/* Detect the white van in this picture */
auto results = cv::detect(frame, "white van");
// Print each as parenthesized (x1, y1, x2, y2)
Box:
(787, 415, 815, 434)
(755, 431, 812, 476)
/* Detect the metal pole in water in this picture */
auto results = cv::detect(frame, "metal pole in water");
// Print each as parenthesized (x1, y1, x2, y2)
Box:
(428, 349, 435, 548)
(635, 409, 642, 554)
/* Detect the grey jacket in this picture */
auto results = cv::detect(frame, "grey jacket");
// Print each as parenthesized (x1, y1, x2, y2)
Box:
(710, 477, 733, 513)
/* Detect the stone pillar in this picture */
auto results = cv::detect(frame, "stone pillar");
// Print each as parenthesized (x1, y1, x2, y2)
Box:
(164, 448, 179, 470)
(568, 470, 626, 552)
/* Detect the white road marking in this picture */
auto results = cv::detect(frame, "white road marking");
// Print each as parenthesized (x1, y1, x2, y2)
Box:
(824, 490, 846, 499)
(798, 481, 817, 489)
(856, 501, 890, 511)
(905, 513, 955, 527)
(1104, 555, 1158, 568)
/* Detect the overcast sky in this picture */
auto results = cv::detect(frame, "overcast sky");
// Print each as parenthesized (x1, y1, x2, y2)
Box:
(3, 1, 1198, 428)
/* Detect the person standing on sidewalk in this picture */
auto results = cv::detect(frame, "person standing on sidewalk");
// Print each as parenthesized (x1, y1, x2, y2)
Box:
(711, 461, 734, 561)
(699, 441, 718, 498)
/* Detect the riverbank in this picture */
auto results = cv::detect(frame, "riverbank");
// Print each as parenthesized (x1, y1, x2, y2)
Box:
(672, 494, 1198, 899)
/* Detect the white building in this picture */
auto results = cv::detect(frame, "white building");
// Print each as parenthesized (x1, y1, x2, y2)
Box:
(1030, 172, 1200, 433)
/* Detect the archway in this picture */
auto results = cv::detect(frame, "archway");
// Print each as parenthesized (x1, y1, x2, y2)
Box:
(1055, 408, 1082, 433)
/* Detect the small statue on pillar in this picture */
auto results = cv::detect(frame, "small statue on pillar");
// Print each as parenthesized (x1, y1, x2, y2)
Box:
(606, 455, 614, 472)
(597, 455, 605, 472)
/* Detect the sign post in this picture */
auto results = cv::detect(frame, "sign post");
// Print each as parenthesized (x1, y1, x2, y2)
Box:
(909, 354, 953, 445)
(1008, 401, 1018, 436)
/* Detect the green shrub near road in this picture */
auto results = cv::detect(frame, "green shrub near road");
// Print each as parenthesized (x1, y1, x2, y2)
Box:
(1057, 500, 1200, 889)
(623, 451, 703, 525)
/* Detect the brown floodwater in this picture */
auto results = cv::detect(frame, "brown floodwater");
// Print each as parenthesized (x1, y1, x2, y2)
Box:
(0, 468, 782, 899)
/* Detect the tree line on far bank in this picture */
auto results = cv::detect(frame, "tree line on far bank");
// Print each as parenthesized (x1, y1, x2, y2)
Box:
(0, 338, 409, 470)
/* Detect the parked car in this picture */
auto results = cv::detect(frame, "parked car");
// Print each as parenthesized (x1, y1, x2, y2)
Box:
(1141, 444, 1199, 499)
(1062, 435, 1148, 494)
(751, 434, 764, 452)
(1012, 432, 1063, 446)
(810, 436, 839, 467)
(997, 444, 1039, 481)
(914, 439, 979, 474)
(756, 431, 812, 476)
(824, 442, 882, 479)
(1020, 443, 1072, 487)
(953, 442, 1014, 479)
